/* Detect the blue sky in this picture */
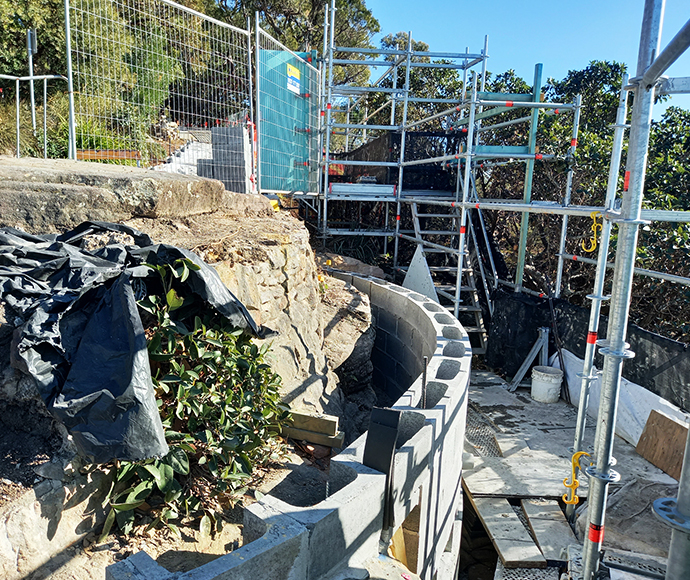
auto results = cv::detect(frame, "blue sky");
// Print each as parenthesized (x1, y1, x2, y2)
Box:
(364, 0, 690, 119)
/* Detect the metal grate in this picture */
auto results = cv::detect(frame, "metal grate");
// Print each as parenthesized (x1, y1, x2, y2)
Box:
(494, 561, 560, 580)
(466, 403, 502, 457)
(69, 0, 254, 193)
(603, 550, 666, 579)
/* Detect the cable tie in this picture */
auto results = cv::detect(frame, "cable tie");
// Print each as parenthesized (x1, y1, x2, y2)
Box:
(535, 153, 543, 160)
(506, 100, 514, 107)
(460, 226, 466, 234)
(571, 138, 578, 147)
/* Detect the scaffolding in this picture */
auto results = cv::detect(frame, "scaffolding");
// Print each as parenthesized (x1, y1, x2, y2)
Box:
(307, 1, 690, 577)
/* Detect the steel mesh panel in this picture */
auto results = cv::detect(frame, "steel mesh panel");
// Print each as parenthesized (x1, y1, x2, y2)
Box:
(69, 0, 253, 192)
(466, 403, 502, 457)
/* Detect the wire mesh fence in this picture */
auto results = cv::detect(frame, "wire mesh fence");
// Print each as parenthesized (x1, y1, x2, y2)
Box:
(257, 28, 320, 194)
(69, 0, 254, 192)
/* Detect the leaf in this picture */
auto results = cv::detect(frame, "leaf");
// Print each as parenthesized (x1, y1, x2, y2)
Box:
(166, 288, 184, 311)
(116, 509, 136, 535)
(166, 522, 181, 538)
(111, 500, 145, 512)
(200, 514, 212, 538)
(164, 447, 190, 475)
(98, 508, 116, 543)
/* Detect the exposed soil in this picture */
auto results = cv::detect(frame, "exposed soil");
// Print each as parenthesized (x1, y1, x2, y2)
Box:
(4, 421, 346, 580)
(0, 401, 63, 506)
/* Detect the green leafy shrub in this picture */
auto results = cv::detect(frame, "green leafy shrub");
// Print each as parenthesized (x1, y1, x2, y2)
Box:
(99, 259, 290, 539)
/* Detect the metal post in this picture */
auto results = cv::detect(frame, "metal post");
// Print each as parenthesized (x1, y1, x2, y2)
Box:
(641, 17, 690, 88)
(63, 0, 77, 159)
(15, 79, 20, 158)
(254, 13, 262, 193)
(246, 17, 255, 192)
(392, 33, 412, 268)
(43, 77, 48, 159)
(322, 0, 336, 243)
(27, 29, 37, 133)
(453, 72, 477, 318)
(555, 93, 583, 298)
(317, 4, 329, 232)
(654, 426, 690, 580)
(566, 80, 628, 522)
(514, 63, 543, 291)
(581, 2, 663, 578)
(345, 96, 350, 151)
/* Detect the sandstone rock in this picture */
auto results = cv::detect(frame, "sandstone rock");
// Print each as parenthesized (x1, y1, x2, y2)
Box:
(0, 156, 226, 233)
(321, 277, 375, 395)
(315, 252, 387, 280)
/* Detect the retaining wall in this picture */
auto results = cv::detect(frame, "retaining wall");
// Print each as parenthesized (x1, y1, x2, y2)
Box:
(107, 275, 472, 580)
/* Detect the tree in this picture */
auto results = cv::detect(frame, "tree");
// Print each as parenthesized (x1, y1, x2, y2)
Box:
(211, 0, 379, 53)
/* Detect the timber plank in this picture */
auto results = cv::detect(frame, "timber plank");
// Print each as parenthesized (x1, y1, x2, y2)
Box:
(289, 411, 339, 436)
(465, 490, 546, 568)
(636, 409, 688, 480)
(463, 454, 583, 499)
(521, 499, 576, 563)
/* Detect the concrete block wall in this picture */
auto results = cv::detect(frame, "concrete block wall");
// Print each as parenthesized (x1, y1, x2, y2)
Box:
(107, 275, 471, 580)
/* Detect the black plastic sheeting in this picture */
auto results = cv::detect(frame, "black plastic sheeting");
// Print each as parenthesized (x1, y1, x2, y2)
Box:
(0, 221, 262, 463)
(486, 289, 690, 413)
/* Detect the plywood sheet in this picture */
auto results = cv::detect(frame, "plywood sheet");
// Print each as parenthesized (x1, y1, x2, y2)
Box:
(466, 493, 546, 568)
(521, 499, 576, 562)
(636, 409, 688, 480)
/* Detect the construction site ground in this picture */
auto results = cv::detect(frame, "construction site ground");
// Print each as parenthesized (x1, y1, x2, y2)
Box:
(462, 370, 677, 580)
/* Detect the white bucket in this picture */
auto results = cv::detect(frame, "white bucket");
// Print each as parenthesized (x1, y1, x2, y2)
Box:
(531, 366, 563, 403)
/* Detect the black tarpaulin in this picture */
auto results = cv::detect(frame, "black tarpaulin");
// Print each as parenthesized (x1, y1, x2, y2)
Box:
(0, 221, 262, 463)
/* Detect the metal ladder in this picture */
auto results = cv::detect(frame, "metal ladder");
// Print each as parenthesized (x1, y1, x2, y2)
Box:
(410, 201, 488, 354)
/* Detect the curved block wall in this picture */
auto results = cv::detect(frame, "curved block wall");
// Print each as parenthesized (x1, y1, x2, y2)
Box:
(107, 275, 472, 580)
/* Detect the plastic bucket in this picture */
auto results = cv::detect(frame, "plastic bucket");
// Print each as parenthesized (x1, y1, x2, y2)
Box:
(531, 366, 563, 403)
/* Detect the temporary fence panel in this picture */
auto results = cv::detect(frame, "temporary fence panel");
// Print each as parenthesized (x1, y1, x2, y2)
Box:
(257, 28, 320, 193)
(68, 0, 254, 192)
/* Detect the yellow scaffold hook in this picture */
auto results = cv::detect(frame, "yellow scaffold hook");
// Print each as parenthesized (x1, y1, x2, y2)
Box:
(581, 212, 602, 253)
(563, 451, 591, 505)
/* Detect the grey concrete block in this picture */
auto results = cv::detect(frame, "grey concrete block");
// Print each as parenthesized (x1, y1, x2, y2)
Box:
(400, 345, 420, 377)
(376, 308, 397, 336)
(374, 330, 387, 353)
(372, 346, 396, 378)
(385, 334, 404, 359)
(350, 276, 371, 296)
(177, 509, 309, 580)
(197, 158, 215, 178)
(106, 551, 173, 580)
(397, 318, 416, 347)
(395, 362, 413, 391)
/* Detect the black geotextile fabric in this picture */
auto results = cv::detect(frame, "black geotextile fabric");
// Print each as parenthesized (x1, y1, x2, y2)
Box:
(0, 221, 261, 463)
(485, 289, 690, 413)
